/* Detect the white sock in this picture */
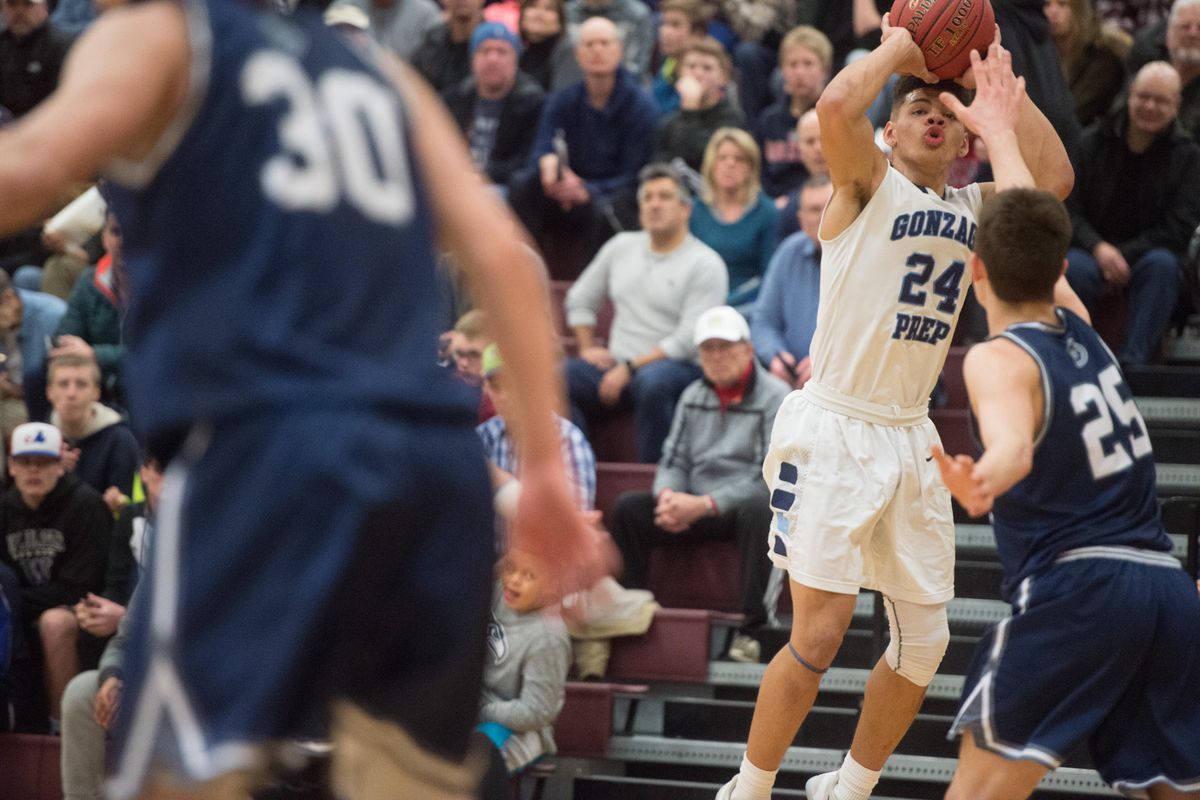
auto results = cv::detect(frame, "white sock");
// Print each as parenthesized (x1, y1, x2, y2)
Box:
(832, 752, 880, 800)
(731, 754, 777, 800)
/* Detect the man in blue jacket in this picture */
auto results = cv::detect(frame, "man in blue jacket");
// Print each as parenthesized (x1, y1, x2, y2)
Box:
(509, 16, 657, 263)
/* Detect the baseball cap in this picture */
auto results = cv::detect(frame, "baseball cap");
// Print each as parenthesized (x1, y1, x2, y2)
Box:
(11, 422, 62, 459)
(324, 2, 369, 30)
(481, 342, 504, 378)
(470, 22, 522, 57)
(694, 306, 750, 346)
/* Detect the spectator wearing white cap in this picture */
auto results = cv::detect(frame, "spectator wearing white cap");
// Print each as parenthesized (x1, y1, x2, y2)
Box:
(606, 306, 789, 662)
(1, 421, 110, 731)
(443, 22, 546, 190)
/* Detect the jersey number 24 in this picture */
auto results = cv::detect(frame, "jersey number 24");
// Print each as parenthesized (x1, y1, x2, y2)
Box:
(241, 51, 414, 225)
(1071, 364, 1151, 480)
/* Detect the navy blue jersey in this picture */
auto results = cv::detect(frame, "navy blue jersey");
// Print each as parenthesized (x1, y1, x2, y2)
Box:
(105, 0, 476, 436)
(985, 308, 1170, 599)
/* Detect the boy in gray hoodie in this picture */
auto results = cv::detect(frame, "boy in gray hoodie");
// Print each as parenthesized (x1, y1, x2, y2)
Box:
(476, 549, 572, 798)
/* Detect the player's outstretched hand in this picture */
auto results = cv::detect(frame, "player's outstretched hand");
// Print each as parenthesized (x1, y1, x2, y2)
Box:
(931, 445, 993, 518)
(938, 36, 1024, 138)
(880, 12, 938, 84)
(953, 25, 1000, 90)
(510, 462, 620, 597)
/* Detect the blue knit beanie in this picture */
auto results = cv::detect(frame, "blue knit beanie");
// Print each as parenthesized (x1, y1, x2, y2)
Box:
(470, 22, 522, 57)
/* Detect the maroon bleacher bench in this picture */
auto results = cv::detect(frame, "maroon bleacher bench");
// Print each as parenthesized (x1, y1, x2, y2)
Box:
(554, 681, 649, 760)
(0, 733, 63, 800)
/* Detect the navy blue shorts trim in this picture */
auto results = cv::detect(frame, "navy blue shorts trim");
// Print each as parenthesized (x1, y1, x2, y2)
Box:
(109, 411, 494, 796)
(950, 553, 1200, 789)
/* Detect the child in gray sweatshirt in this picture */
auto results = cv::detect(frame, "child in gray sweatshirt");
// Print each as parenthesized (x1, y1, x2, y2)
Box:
(476, 549, 572, 794)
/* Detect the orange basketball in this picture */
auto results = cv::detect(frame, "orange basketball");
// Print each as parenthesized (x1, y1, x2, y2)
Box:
(889, 0, 996, 80)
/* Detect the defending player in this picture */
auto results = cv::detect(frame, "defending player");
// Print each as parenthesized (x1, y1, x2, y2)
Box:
(717, 19, 1076, 800)
(0, 2, 610, 798)
(933, 188, 1200, 800)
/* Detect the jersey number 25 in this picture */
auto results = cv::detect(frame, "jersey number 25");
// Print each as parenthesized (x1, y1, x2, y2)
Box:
(1071, 364, 1151, 480)
(241, 51, 414, 225)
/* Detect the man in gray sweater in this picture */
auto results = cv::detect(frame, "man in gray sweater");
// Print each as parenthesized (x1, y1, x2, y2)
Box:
(565, 163, 728, 463)
(608, 306, 789, 661)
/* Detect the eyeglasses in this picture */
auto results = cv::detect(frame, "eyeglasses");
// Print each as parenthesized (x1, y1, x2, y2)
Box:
(453, 349, 483, 362)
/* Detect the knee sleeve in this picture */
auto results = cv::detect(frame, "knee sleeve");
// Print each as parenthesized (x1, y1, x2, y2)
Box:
(882, 597, 949, 687)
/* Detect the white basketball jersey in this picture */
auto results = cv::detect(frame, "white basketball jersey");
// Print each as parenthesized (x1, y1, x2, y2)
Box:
(810, 166, 982, 410)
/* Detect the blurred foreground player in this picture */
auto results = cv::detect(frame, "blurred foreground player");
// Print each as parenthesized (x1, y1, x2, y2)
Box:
(934, 188, 1200, 800)
(0, 2, 610, 798)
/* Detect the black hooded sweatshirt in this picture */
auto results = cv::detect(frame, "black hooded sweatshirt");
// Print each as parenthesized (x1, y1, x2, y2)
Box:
(2, 472, 110, 624)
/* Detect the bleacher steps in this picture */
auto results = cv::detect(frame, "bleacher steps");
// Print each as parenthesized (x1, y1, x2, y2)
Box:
(603, 736, 1120, 797)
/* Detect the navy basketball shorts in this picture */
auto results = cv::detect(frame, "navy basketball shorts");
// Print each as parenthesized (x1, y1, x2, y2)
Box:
(950, 548, 1200, 793)
(109, 409, 495, 795)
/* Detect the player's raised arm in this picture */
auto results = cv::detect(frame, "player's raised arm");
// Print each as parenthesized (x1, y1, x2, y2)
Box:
(815, 15, 933, 236)
(392, 61, 612, 592)
(940, 36, 1073, 201)
(932, 339, 1042, 516)
(0, 3, 187, 233)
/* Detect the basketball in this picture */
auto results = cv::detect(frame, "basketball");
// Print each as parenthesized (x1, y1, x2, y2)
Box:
(889, 0, 996, 80)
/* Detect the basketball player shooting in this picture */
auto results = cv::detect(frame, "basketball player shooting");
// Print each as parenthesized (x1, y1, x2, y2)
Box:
(716, 12, 1076, 800)
(0, 2, 611, 799)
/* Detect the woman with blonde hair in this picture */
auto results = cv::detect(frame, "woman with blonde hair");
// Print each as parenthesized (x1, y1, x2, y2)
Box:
(690, 127, 778, 312)
(1045, 0, 1128, 126)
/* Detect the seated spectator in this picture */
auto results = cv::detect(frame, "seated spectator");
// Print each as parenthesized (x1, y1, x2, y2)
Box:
(608, 306, 789, 662)
(755, 26, 832, 200)
(474, 548, 571, 800)
(1166, 0, 1200, 139)
(411, 0, 485, 93)
(689, 128, 777, 312)
(510, 17, 657, 261)
(1, 423, 109, 731)
(724, 0, 799, 122)
(47, 211, 128, 417)
(47, 354, 140, 510)
(478, 342, 595, 525)
(60, 458, 160, 800)
(345, 0, 440, 59)
(1046, 0, 1128, 127)
(1120, 3, 1199, 150)
(448, 309, 492, 383)
(565, 0, 654, 78)
(12, 184, 106, 300)
(444, 23, 546, 190)
(650, 0, 706, 114)
(1099, 0, 1172, 36)
(1066, 61, 1200, 364)
(752, 174, 832, 390)
(653, 37, 746, 172)
(775, 108, 829, 240)
(0, 0, 72, 119)
(518, 0, 582, 93)
(565, 163, 727, 463)
(0, 268, 65, 439)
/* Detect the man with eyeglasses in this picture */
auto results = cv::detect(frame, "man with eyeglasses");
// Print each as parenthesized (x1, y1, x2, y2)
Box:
(1064, 60, 1200, 365)
(0, 0, 70, 118)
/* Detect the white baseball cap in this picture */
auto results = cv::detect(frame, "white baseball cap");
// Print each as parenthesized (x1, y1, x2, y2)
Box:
(694, 306, 750, 346)
(11, 422, 62, 459)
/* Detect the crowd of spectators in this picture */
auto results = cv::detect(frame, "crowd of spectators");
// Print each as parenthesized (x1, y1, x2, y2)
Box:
(0, 0, 1197, 795)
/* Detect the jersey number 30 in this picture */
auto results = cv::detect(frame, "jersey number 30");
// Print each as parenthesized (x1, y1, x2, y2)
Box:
(1071, 364, 1151, 480)
(241, 52, 414, 225)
